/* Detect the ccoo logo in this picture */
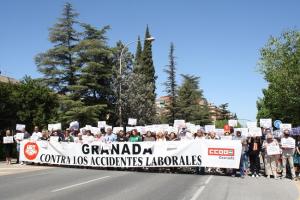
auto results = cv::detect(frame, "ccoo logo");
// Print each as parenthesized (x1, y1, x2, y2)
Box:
(24, 142, 39, 160)
(208, 148, 235, 156)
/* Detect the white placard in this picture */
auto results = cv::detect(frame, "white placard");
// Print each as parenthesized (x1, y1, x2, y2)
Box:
(48, 123, 61, 131)
(69, 121, 79, 130)
(98, 121, 106, 128)
(16, 124, 26, 131)
(280, 124, 292, 131)
(113, 127, 123, 134)
(3, 136, 14, 144)
(15, 133, 24, 141)
(174, 120, 186, 128)
(128, 118, 137, 126)
(205, 125, 216, 133)
(266, 145, 280, 155)
(228, 120, 238, 127)
(281, 137, 295, 148)
(215, 129, 225, 136)
(260, 119, 272, 128)
(90, 127, 100, 134)
(235, 128, 249, 137)
(126, 127, 135, 132)
(247, 122, 257, 129)
(248, 127, 262, 137)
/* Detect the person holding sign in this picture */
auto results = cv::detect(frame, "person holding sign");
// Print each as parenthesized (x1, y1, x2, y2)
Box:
(280, 130, 296, 180)
(3, 130, 14, 165)
(262, 134, 280, 179)
(248, 137, 262, 177)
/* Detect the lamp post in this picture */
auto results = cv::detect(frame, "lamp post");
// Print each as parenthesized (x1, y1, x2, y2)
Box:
(119, 37, 155, 126)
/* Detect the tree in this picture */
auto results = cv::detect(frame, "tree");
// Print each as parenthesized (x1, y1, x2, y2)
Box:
(219, 103, 230, 120)
(35, 2, 80, 94)
(133, 36, 143, 73)
(257, 30, 300, 125)
(176, 74, 211, 125)
(163, 42, 177, 123)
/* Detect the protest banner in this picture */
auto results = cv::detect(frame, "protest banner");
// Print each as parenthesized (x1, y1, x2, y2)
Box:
(20, 139, 242, 169)
(260, 119, 272, 128)
(281, 137, 295, 148)
(248, 127, 262, 137)
(247, 122, 257, 129)
(3, 136, 14, 144)
(16, 124, 25, 131)
(266, 145, 280, 156)
(228, 120, 238, 127)
(205, 125, 215, 133)
(98, 121, 106, 128)
(128, 118, 137, 126)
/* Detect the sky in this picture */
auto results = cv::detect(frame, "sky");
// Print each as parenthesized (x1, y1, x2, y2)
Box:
(1, 0, 300, 121)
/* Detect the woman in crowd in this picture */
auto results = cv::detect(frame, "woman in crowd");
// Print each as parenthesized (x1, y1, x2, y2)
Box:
(63, 129, 74, 142)
(294, 135, 300, 177)
(143, 131, 156, 141)
(117, 130, 128, 142)
(248, 136, 262, 177)
(194, 129, 205, 140)
(40, 130, 49, 141)
(3, 130, 13, 165)
(169, 132, 178, 141)
(263, 133, 280, 179)
(129, 129, 142, 142)
(156, 131, 167, 142)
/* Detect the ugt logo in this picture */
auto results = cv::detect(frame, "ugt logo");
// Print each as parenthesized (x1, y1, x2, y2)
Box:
(24, 142, 39, 160)
(208, 148, 235, 156)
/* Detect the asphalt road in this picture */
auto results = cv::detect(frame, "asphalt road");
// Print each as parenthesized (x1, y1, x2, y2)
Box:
(0, 167, 298, 200)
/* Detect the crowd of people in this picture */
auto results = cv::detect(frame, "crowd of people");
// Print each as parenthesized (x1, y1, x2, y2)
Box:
(1, 125, 299, 181)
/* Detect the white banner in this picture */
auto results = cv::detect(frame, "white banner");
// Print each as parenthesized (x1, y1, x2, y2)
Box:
(20, 140, 242, 169)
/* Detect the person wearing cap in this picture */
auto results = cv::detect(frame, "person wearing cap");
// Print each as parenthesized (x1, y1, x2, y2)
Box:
(280, 129, 296, 180)
(263, 133, 280, 179)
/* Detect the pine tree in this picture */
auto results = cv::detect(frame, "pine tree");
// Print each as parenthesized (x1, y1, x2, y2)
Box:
(219, 103, 230, 120)
(35, 2, 79, 94)
(176, 74, 211, 125)
(163, 42, 177, 123)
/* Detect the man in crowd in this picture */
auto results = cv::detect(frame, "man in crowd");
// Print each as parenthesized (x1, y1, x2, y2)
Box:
(281, 129, 296, 180)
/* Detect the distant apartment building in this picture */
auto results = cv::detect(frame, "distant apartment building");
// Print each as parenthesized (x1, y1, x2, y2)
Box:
(155, 96, 232, 122)
(0, 75, 18, 84)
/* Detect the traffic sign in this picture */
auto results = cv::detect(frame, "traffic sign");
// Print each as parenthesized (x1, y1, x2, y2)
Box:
(274, 120, 282, 129)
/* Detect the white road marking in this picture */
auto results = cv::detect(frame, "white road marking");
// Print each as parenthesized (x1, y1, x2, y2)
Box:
(190, 175, 213, 200)
(16, 173, 50, 179)
(51, 176, 110, 192)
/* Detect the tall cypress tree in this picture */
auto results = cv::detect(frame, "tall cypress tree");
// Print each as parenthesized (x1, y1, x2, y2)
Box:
(133, 36, 143, 73)
(164, 42, 177, 123)
(35, 2, 79, 94)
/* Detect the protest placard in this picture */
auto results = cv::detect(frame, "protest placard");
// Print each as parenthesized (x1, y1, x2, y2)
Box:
(173, 120, 185, 128)
(128, 118, 137, 126)
(113, 127, 123, 134)
(235, 128, 249, 137)
(16, 124, 25, 131)
(3, 136, 14, 144)
(260, 119, 272, 128)
(69, 121, 79, 130)
(247, 122, 257, 129)
(228, 120, 238, 127)
(281, 137, 295, 148)
(266, 145, 280, 155)
(280, 123, 292, 131)
(205, 125, 216, 133)
(15, 132, 24, 141)
(97, 121, 106, 128)
(248, 127, 262, 137)
(48, 123, 61, 131)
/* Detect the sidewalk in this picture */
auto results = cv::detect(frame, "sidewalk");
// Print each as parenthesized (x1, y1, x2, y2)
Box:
(0, 159, 52, 176)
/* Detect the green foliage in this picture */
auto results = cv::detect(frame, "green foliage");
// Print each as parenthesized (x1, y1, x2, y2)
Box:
(0, 77, 59, 132)
(176, 74, 211, 125)
(257, 30, 300, 125)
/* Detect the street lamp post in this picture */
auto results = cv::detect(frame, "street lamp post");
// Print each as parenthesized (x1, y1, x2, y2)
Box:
(119, 37, 155, 126)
